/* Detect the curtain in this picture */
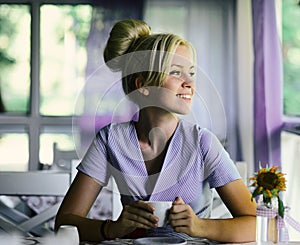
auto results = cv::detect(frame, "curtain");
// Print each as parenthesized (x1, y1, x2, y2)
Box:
(144, 0, 242, 161)
(186, 0, 240, 160)
(236, 0, 254, 176)
(252, 0, 283, 171)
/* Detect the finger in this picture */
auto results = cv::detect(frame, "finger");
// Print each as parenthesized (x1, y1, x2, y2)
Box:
(170, 203, 189, 214)
(169, 211, 194, 232)
(169, 210, 188, 221)
(170, 217, 189, 228)
(126, 212, 158, 228)
(172, 196, 185, 205)
(173, 225, 190, 234)
(132, 200, 155, 212)
(128, 204, 157, 222)
(124, 205, 158, 225)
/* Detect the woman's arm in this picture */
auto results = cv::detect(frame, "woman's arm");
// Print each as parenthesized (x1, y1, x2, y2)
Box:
(169, 179, 256, 243)
(55, 171, 159, 242)
(55, 171, 107, 242)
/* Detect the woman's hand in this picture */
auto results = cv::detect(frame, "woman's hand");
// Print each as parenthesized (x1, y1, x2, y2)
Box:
(169, 196, 200, 237)
(109, 200, 158, 238)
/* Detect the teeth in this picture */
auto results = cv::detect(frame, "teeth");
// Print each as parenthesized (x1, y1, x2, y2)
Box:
(176, 94, 192, 99)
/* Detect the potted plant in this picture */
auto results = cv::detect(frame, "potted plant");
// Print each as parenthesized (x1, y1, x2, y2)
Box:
(249, 165, 287, 243)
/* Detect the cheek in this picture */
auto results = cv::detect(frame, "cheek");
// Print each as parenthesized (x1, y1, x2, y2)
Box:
(191, 86, 195, 94)
(163, 79, 181, 91)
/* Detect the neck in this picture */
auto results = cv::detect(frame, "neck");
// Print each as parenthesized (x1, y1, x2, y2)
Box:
(135, 108, 179, 151)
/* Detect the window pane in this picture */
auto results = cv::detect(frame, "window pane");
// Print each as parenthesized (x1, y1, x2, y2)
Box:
(40, 5, 92, 116)
(39, 133, 75, 165)
(282, 0, 300, 116)
(0, 133, 29, 171)
(0, 4, 31, 113)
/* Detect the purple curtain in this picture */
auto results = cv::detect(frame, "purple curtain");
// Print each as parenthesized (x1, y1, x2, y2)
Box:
(252, 0, 283, 171)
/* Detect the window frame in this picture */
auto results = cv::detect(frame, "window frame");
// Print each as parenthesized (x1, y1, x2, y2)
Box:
(0, 0, 95, 170)
(282, 116, 300, 136)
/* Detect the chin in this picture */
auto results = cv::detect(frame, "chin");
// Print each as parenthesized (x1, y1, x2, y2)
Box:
(176, 107, 191, 115)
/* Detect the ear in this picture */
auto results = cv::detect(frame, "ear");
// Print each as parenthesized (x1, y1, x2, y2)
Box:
(135, 76, 143, 89)
(135, 77, 149, 96)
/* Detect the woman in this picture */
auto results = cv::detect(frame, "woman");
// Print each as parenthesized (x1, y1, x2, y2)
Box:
(55, 19, 256, 243)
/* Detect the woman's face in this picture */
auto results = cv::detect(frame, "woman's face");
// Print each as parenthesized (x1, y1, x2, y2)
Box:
(157, 45, 196, 114)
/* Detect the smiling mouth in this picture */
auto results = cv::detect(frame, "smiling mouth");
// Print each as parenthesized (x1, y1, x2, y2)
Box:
(176, 94, 192, 100)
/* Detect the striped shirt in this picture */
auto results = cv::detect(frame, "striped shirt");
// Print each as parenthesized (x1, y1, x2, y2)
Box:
(77, 119, 240, 237)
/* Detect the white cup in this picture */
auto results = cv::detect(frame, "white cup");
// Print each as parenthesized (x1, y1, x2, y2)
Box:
(56, 225, 80, 244)
(147, 201, 172, 227)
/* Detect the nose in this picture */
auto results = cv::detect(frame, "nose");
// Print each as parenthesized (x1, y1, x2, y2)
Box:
(181, 74, 195, 88)
(183, 82, 192, 89)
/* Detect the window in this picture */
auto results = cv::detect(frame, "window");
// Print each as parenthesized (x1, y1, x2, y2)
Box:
(0, 2, 93, 171)
(0, 0, 143, 171)
(280, 0, 300, 241)
(282, 0, 300, 118)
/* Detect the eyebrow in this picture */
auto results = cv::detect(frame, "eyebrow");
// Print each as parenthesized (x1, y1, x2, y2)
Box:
(171, 64, 195, 69)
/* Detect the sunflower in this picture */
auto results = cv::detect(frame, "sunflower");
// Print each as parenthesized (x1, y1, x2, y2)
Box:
(249, 165, 286, 218)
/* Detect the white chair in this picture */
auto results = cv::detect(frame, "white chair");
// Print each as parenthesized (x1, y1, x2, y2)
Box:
(0, 143, 78, 235)
(53, 142, 78, 171)
(0, 170, 71, 235)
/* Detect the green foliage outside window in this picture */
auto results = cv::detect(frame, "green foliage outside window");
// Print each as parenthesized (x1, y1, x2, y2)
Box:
(282, 0, 300, 116)
(0, 5, 30, 113)
(40, 5, 92, 116)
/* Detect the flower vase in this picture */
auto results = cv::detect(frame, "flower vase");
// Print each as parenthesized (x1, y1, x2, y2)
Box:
(250, 165, 289, 243)
(256, 198, 279, 244)
(256, 210, 278, 243)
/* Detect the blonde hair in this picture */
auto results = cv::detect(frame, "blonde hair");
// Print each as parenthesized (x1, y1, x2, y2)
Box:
(104, 19, 195, 95)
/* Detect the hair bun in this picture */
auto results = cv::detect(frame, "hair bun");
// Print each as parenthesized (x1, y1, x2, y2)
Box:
(104, 19, 151, 71)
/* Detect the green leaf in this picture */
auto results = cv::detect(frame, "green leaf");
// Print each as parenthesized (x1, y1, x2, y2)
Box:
(263, 196, 271, 206)
(251, 187, 261, 199)
(278, 196, 284, 218)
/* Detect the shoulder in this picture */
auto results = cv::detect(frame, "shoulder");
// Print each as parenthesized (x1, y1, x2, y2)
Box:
(178, 119, 219, 143)
(97, 121, 133, 136)
(178, 119, 225, 157)
(95, 121, 134, 147)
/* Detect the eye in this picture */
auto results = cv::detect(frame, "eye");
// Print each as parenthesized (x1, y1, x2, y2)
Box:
(189, 72, 196, 77)
(169, 70, 182, 77)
